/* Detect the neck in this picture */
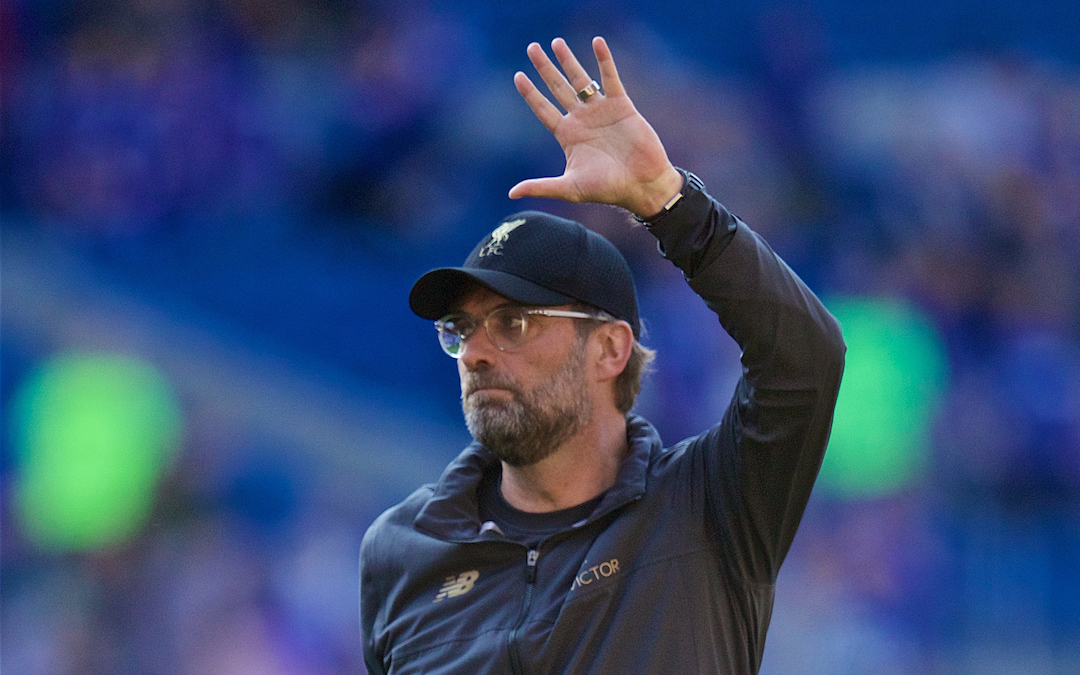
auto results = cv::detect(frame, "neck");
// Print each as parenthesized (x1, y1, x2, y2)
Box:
(499, 408, 629, 513)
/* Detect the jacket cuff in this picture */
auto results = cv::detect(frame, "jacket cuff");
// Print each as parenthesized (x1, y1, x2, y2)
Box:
(644, 169, 736, 278)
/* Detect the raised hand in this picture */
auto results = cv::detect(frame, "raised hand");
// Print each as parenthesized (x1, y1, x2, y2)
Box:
(508, 37, 684, 219)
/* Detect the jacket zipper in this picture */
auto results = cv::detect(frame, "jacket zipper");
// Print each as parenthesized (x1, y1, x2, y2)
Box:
(508, 548, 539, 674)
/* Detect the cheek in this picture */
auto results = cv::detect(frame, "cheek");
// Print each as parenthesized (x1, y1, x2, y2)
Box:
(457, 361, 469, 391)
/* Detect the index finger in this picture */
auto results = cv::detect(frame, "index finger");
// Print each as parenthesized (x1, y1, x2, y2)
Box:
(527, 41, 579, 111)
(514, 71, 564, 132)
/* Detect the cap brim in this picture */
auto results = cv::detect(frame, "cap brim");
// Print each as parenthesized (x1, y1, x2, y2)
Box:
(409, 267, 577, 320)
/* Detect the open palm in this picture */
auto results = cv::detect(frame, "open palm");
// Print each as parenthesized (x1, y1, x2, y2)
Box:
(508, 37, 683, 218)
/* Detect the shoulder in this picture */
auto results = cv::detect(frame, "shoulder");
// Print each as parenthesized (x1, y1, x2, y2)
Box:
(361, 485, 435, 567)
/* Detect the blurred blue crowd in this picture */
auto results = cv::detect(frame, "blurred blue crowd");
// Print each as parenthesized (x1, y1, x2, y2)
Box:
(2, 0, 1080, 673)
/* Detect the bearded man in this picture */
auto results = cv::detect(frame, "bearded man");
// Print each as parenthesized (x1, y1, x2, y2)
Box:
(359, 36, 846, 675)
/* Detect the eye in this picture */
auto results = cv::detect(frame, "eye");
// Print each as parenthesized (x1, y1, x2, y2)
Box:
(443, 318, 462, 334)
(438, 314, 472, 338)
(490, 308, 527, 338)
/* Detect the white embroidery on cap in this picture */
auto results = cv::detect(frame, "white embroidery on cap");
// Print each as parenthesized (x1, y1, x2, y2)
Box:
(478, 218, 526, 257)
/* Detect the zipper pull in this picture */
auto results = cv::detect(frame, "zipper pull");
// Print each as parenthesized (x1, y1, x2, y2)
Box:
(525, 548, 538, 583)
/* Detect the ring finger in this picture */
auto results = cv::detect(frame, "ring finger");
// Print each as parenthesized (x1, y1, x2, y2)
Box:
(551, 37, 601, 101)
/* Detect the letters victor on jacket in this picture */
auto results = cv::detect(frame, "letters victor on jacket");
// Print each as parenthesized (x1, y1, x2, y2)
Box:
(359, 36, 846, 674)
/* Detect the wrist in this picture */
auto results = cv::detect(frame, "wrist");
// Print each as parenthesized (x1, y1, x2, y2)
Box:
(629, 166, 685, 219)
(632, 168, 703, 226)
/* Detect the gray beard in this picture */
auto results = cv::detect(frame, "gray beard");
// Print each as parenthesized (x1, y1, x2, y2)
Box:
(462, 343, 591, 467)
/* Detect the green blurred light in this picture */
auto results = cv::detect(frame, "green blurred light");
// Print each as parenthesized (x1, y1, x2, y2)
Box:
(820, 298, 946, 498)
(12, 352, 182, 551)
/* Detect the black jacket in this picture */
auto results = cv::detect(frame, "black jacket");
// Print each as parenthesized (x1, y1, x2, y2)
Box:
(360, 181, 846, 674)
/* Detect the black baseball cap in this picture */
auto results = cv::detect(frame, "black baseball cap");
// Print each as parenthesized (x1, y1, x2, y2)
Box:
(409, 211, 641, 337)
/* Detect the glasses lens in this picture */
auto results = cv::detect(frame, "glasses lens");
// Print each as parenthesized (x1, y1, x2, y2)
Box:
(438, 331, 462, 357)
(436, 316, 467, 358)
(486, 307, 528, 350)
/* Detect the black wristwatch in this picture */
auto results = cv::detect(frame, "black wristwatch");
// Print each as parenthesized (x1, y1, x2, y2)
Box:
(633, 168, 704, 226)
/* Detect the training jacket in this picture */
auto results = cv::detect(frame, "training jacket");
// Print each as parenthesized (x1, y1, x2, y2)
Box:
(360, 177, 846, 675)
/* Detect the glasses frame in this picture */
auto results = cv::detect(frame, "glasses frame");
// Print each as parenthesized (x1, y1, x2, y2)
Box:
(434, 305, 613, 358)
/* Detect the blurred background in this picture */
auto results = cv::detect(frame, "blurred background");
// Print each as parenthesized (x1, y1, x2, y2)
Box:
(2, 0, 1079, 673)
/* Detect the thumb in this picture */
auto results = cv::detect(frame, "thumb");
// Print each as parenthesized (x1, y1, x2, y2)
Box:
(508, 176, 579, 202)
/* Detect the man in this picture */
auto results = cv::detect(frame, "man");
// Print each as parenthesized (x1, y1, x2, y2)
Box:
(360, 36, 845, 674)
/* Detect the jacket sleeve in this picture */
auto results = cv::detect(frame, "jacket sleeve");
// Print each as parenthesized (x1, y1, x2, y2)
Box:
(359, 522, 389, 675)
(646, 171, 846, 583)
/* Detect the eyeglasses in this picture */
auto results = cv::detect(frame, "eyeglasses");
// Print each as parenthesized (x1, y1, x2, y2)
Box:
(435, 305, 613, 358)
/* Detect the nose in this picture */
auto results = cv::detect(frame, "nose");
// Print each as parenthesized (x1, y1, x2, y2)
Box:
(458, 323, 501, 370)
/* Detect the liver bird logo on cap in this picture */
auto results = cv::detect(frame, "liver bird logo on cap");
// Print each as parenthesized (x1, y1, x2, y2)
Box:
(478, 218, 526, 257)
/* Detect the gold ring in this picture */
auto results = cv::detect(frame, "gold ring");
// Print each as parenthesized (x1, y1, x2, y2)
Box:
(577, 80, 601, 101)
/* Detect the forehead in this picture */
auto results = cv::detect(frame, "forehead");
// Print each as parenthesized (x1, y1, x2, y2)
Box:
(454, 285, 515, 314)
(452, 284, 579, 319)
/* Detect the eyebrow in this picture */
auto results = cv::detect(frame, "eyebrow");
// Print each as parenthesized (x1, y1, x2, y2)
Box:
(451, 300, 522, 316)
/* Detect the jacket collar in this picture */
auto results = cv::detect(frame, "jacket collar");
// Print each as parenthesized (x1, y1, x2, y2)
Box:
(413, 414, 661, 543)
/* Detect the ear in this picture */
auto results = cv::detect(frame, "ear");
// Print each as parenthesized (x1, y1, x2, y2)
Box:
(591, 320, 634, 383)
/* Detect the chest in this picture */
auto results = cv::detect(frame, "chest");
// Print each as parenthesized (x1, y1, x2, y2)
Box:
(376, 500, 728, 674)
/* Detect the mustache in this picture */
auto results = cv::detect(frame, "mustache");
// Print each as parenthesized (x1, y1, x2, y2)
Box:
(461, 372, 522, 399)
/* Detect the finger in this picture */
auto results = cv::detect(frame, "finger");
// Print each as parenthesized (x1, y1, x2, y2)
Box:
(508, 176, 578, 202)
(526, 41, 578, 111)
(550, 37, 596, 93)
(592, 36, 626, 98)
(514, 72, 564, 131)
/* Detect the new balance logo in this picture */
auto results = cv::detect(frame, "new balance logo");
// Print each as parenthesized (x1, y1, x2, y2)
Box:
(434, 570, 479, 602)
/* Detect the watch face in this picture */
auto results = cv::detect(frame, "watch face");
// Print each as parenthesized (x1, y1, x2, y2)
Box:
(684, 171, 704, 191)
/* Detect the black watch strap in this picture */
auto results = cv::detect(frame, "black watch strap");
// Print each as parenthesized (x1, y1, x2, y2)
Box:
(633, 168, 704, 226)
